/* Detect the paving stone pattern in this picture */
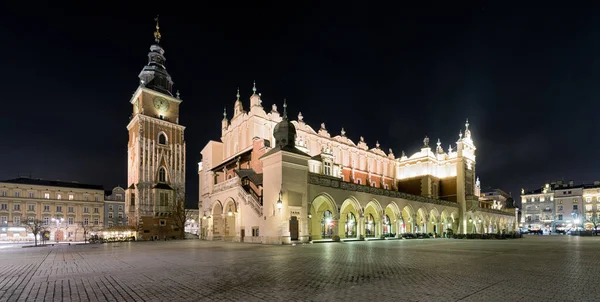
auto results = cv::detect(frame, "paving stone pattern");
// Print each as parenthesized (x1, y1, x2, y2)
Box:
(0, 236, 597, 302)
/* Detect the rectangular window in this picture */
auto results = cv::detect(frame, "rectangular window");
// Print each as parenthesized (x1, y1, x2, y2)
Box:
(44, 193, 49, 199)
(68, 217, 74, 225)
(0, 204, 7, 210)
(116, 195, 123, 201)
(0, 191, 5, 197)
(159, 192, 168, 206)
(84, 207, 89, 213)
(573, 205, 578, 210)
(558, 214, 563, 220)
(13, 204, 20, 211)
(108, 212, 113, 218)
(0, 216, 7, 224)
(28, 204, 35, 212)
(587, 197, 591, 203)
(43, 217, 49, 225)
(130, 193, 135, 206)
(94, 196, 99, 201)
(586, 205, 592, 212)
(108, 221, 113, 227)
(68, 232, 73, 238)
(43, 205, 50, 212)
(68, 194, 74, 200)
(108, 205, 113, 211)
(84, 195, 89, 201)
(84, 218, 89, 225)
(15, 191, 20, 197)
(94, 207, 99, 213)
(57, 194, 62, 200)
(28, 216, 34, 223)
(558, 205, 563, 211)
(28, 192, 34, 198)
(573, 199, 578, 203)
(68, 207, 74, 213)
(159, 219, 166, 226)
(324, 162, 332, 176)
(14, 216, 20, 225)
(56, 206, 62, 212)
(118, 205, 123, 211)
(118, 212, 123, 219)
(93, 218, 99, 225)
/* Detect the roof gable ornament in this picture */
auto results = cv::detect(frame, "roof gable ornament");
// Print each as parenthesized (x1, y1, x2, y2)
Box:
(298, 112, 304, 122)
(341, 127, 346, 137)
(423, 136, 429, 147)
(154, 15, 161, 43)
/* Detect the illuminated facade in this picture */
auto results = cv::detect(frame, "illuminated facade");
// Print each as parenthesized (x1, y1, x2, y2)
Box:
(125, 19, 186, 240)
(0, 178, 105, 242)
(521, 180, 600, 232)
(199, 84, 516, 244)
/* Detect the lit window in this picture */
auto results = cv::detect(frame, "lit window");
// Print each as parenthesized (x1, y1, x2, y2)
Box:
(57, 194, 62, 200)
(44, 193, 49, 199)
(68, 194, 74, 200)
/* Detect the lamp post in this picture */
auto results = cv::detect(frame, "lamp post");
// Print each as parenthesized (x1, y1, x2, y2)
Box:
(202, 213, 207, 240)
(276, 189, 283, 210)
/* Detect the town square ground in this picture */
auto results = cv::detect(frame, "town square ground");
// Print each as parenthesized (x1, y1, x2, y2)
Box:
(0, 237, 596, 302)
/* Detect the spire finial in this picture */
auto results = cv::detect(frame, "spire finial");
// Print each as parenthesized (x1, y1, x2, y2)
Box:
(437, 138, 441, 146)
(176, 90, 180, 99)
(236, 87, 240, 101)
(222, 107, 227, 120)
(465, 118, 470, 130)
(153, 15, 161, 43)
(252, 81, 257, 94)
(459, 130, 463, 139)
(376, 141, 380, 148)
(341, 127, 346, 136)
(282, 99, 288, 119)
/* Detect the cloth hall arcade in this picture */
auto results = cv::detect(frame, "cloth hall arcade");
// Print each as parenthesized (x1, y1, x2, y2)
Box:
(198, 85, 516, 244)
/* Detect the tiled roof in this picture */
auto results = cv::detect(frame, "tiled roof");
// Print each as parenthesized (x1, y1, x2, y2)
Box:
(0, 177, 104, 191)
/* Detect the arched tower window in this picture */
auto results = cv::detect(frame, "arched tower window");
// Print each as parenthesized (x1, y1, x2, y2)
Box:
(158, 133, 167, 145)
(158, 167, 167, 183)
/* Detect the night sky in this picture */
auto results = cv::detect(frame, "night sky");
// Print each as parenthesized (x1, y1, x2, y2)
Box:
(3, 3, 600, 208)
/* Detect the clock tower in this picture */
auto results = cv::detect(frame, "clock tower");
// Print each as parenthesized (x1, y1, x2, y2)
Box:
(125, 17, 186, 239)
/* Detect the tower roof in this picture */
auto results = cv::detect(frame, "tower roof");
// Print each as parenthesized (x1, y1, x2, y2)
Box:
(138, 16, 174, 96)
(273, 99, 296, 148)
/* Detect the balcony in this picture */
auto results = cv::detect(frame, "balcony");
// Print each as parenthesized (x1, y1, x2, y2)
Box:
(213, 177, 241, 193)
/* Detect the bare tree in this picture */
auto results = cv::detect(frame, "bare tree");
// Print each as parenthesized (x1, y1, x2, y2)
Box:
(585, 209, 600, 233)
(79, 222, 94, 243)
(170, 196, 190, 239)
(26, 219, 46, 246)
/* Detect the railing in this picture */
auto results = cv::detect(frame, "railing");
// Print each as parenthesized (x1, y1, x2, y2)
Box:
(477, 207, 515, 217)
(308, 173, 459, 208)
(238, 187, 263, 217)
(213, 176, 241, 193)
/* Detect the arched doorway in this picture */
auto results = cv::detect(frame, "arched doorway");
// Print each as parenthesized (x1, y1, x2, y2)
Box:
(223, 199, 236, 241)
(212, 201, 224, 239)
(365, 213, 376, 237)
(321, 210, 334, 238)
(309, 194, 338, 240)
(382, 215, 392, 237)
(344, 212, 357, 238)
(401, 205, 415, 234)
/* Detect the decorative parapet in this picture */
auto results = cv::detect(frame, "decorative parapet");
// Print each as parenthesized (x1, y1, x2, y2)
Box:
(308, 173, 458, 208)
(238, 189, 263, 217)
(476, 207, 514, 217)
(213, 176, 241, 193)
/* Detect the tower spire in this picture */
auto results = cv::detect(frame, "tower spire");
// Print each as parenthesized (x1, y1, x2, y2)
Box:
(222, 107, 227, 120)
(153, 15, 161, 43)
(282, 99, 288, 120)
(236, 87, 240, 101)
(252, 81, 257, 94)
(465, 118, 470, 131)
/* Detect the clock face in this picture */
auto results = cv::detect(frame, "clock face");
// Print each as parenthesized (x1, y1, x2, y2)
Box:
(153, 97, 169, 111)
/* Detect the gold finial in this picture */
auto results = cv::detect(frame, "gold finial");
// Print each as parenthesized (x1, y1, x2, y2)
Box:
(154, 15, 161, 43)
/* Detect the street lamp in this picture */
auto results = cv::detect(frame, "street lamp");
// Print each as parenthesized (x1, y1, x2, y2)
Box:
(51, 217, 64, 242)
(228, 206, 233, 217)
(276, 189, 283, 209)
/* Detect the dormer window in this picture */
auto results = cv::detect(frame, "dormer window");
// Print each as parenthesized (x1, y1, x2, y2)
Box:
(158, 133, 167, 145)
(159, 167, 167, 183)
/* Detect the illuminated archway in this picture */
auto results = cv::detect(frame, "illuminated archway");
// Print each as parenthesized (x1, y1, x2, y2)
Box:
(223, 198, 237, 240)
(309, 193, 337, 240)
(401, 205, 415, 234)
(339, 197, 360, 239)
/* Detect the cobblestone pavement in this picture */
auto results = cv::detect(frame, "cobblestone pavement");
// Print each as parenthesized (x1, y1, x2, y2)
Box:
(0, 236, 597, 302)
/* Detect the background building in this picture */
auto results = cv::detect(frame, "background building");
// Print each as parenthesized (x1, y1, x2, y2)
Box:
(184, 209, 199, 236)
(0, 178, 105, 242)
(125, 21, 186, 240)
(104, 186, 126, 228)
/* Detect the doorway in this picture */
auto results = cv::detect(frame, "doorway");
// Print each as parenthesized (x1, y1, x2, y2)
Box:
(290, 216, 299, 240)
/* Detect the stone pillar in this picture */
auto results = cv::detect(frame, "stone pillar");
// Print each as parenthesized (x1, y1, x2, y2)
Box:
(358, 216, 365, 239)
(332, 219, 339, 237)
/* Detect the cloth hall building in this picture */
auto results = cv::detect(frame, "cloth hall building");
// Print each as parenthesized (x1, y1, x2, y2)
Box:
(198, 85, 516, 244)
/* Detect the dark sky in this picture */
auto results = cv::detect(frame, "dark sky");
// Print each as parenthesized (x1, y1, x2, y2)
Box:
(3, 3, 600, 208)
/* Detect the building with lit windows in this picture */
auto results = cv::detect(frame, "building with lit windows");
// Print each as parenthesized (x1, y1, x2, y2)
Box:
(521, 184, 555, 231)
(0, 178, 105, 242)
(104, 186, 126, 228)
(199, 84, 517, 244)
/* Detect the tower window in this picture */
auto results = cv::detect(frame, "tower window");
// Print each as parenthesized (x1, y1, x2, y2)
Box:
(323, 161, 332, 176)
(158, 133, 167, 145)
(159, 167, 167, 183)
